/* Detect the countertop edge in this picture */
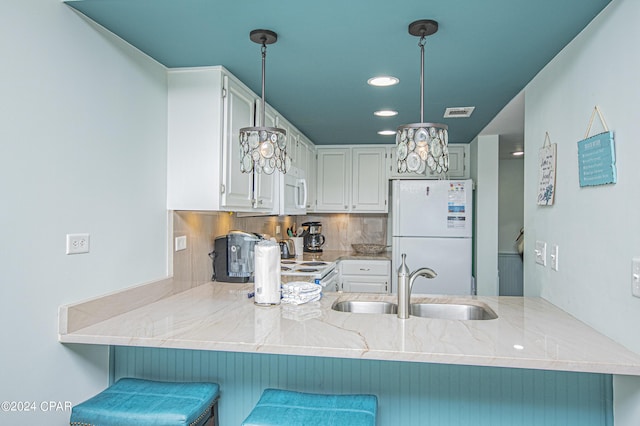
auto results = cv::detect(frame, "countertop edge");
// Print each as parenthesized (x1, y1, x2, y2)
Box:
(58, 331, 640, 376)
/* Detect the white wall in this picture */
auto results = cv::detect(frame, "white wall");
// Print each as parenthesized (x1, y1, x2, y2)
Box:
(498, 158, 524, 253)
(522, 0, 640, 424)
(0, 2, 168, 424)
(470, 134, 500, 295)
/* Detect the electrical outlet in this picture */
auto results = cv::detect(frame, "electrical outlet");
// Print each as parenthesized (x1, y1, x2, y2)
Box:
(66, 233, 90, 255)
(550, 245, 559, 271)
(535, 241, 547, 266)
(633, 258, 640, 298)
(175, 235, 187, 251)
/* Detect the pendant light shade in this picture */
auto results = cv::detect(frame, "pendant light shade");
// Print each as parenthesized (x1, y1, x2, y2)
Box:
(396, 20, 449, 175)
(239, 29, 289, 175)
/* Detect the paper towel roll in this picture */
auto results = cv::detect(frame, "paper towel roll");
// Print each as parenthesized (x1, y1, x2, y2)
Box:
(254, 240, 281, 306)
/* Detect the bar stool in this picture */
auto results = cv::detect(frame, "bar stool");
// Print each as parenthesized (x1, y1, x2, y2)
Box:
(70, 377, 220, 426)
(242, 388, 377, 426)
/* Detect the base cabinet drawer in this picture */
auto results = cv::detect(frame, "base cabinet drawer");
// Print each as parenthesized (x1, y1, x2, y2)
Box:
(338, 260, 390, 294)
(341, 276, 389, 293)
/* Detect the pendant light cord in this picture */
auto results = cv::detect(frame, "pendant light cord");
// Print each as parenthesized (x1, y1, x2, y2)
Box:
(419, 35, 426, 123)
(260, 42, 267, 127)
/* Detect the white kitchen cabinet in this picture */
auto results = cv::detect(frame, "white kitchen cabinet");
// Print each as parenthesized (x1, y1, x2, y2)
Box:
(339, 259, 390, 293)
(301, 136, 317, 211)
(167, 66, 277, 212)
(221, 75, 259, 210)
(251, 103, 277, 210)
(316, 148, 351, 211)
(316, 146, 387, 213)
(352, 147, 387, 212)
(388, 143, 469, 180)
(426, 144, 468, 178)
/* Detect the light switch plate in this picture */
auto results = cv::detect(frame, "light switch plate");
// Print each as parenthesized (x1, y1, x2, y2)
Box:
(550, 245, 559, 271)
(175, 235, 187, 252)
(535, 241, 547, 266)
(632, 258, 640, 298)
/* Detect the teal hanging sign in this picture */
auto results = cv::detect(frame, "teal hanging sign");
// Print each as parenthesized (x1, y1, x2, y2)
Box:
(577, 107, 616, 187)
(577, 131, 616, 187)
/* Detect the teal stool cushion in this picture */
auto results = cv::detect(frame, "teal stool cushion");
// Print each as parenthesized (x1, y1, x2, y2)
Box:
(242, 388, 377, 426)
(70, 378, 220, 426)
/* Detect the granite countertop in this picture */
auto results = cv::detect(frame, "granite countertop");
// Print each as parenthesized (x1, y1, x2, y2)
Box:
(59, 279, 640, 375)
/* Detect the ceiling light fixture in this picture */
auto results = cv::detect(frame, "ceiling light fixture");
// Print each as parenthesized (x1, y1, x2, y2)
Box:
(239, 29, 288, 175)
(368, 76, 399, 87)
(396, 19, 449, 175)
(378, 130, 396, 136)
(374, 110, 398, 117)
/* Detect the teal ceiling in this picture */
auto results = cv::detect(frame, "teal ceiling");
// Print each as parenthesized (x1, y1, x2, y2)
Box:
(66, 0, 610, 145)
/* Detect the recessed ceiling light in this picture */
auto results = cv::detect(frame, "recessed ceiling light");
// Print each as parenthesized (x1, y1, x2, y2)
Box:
(512, 150, 525, 157)
(368, 76, 399, 87)
(374, 110, 398, 117)
(444, 106, 475, 118)
(378, 130, 396, 136)
(513, 344, 524, 350)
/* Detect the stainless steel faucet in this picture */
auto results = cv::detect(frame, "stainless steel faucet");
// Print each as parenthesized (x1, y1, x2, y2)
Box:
(397, 253, 437, 319)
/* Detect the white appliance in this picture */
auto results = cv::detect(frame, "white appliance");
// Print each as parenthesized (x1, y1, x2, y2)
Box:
(391, 179, 474, 295)
(279, 166, 307, 215)
(280, 259, 338, 291)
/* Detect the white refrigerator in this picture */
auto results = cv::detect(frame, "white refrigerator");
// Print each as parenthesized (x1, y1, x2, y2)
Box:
(391, 179, 474, 295)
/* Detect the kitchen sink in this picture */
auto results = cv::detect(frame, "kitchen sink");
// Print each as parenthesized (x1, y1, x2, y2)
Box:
(331, 300, 398, 314)
(410, 303, 497, 320)
(331, 300, 497, 320)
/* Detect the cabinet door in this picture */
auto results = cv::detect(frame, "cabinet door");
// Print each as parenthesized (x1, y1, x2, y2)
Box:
(296, 137, 308, 174)
(446, 144, 467, 178)
(301, 137, 316, 211)
(287, 127, 299, 169)
(425, 144, 468, 179)
(221, 76, 255, 210)
(252, 104, 277, 211)
(387, 146, 428, 179)
(316, 148, 350, 212)
(352, 147, 387, 212)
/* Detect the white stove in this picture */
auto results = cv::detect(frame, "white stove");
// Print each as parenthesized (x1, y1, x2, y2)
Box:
(280, 259, 338, 289)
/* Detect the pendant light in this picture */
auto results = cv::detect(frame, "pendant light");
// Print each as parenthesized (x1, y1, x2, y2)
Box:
(396, 20, 449, 175)
(239, 29, 289, 175)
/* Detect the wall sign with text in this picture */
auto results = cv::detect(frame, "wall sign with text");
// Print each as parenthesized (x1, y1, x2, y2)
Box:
(537, 133, 556, 206)
(577, 131, 616, 187)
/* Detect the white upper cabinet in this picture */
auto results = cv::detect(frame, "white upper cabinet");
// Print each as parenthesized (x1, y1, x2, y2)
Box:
(167, 67, 251, 211)
(251, 103, 277, 210)
(299, 135, 317, 211)
(167, 66, 312, 213)
(352, 147, 388, 212)
(316, 148, 350, 212)
(221, 73, 259, 210)
(426, 144, 468, 178)
(388, 143, 469, 180)
(316, 146, 388, 213)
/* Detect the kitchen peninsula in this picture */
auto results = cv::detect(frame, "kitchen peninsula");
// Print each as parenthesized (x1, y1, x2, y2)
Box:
(59, 276, 640, 376)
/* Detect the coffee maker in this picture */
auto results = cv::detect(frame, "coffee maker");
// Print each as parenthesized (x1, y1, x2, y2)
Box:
(302, 222, 325, 253)
(211, 231, 260, 282)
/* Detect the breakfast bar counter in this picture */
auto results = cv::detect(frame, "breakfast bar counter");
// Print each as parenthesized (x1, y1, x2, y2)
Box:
(58, 278, 640, 376)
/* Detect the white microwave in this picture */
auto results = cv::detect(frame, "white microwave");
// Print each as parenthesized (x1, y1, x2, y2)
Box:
(280, 166, 307, 215)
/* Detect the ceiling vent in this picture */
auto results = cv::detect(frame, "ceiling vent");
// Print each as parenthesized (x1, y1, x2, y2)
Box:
(444, 106, 475, 118)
